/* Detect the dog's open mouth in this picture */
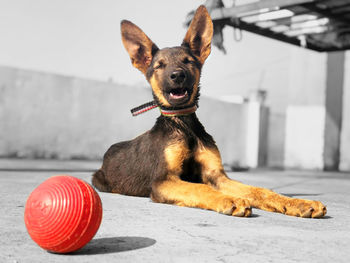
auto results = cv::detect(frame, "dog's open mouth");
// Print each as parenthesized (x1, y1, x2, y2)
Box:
(169, 88, 188, 100)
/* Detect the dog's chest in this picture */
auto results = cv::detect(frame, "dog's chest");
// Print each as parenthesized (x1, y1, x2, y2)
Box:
(169, 132, 204, 183)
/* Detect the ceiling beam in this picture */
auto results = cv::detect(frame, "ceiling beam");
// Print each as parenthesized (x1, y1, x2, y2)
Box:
(301, 2, 350, 24)
(229, 19, 324, 51)
(210, 0, 319, 20)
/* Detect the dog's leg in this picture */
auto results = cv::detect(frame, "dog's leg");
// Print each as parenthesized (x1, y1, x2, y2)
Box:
(195, 146, 327, 218)
(153, 140, 251, 217)
(151, 177, 251, 217)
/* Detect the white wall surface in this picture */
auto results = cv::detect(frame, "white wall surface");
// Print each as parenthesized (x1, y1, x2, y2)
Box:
(285, 106, 325, 170)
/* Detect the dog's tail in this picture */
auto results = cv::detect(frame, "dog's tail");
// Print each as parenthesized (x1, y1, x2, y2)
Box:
(92, 169, 111, 192)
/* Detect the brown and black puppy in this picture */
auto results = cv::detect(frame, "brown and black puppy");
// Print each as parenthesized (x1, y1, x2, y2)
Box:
(92, 5, 327, 218)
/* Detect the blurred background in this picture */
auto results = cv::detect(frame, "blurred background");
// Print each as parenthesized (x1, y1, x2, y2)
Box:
(1, 0, 349, 172)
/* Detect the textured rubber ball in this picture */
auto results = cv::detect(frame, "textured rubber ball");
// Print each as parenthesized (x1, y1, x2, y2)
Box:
(24, 175, 103, 253)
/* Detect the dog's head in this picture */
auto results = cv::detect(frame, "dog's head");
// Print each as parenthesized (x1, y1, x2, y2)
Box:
(121, 5, 213, 108)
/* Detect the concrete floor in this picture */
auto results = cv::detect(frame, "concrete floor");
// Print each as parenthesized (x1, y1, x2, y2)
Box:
(1, 159, 350, 263)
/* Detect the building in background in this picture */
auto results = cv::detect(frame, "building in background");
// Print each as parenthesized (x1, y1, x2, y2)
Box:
(195, 0, 350, 171)
(0, 0, 349, 171)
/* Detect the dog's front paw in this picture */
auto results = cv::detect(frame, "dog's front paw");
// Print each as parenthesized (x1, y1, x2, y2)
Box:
(217, 197, 252, 217)
(284, 199, 327, 218)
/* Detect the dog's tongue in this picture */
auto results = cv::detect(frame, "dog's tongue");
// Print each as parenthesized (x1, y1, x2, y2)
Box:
(170, 88, 187, 99)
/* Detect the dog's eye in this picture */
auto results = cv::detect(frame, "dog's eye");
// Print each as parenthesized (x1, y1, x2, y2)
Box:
(154, 61, 165, 70)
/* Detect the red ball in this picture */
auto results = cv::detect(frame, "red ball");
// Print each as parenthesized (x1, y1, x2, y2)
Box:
(24, 175, 103, 253)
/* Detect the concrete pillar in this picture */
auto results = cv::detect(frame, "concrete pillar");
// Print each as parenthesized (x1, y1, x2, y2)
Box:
(244, 91, 269, 168)
(340, 51, 350, 171)
(323, 51, 345, 171)
(245, 101, 261, 168)
(258, 106, 269, 166)
(284, 49, 327, 170)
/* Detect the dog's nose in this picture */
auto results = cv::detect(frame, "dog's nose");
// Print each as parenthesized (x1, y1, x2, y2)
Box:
(170, 70, 186, 84)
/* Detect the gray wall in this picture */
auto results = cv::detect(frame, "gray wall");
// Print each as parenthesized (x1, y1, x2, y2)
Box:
(0, 66, 249, 167)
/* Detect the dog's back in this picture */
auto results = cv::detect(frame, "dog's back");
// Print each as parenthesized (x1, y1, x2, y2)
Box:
(93, 130, 163, 196)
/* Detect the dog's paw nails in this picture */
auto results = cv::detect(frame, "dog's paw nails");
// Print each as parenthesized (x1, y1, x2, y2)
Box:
(232, 206, 252, 217)
(303, 201, 327, 218)
(231, 199, 252, 217)
(217, 197, 252, 217)
(301, 207, 314, 218)
(285, 200, 327, 218)
(311, 205, 327, 218)
(218, 197, 236, 215)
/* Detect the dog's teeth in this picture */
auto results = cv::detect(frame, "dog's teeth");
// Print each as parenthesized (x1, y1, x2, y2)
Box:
(170, 89, 187, 99)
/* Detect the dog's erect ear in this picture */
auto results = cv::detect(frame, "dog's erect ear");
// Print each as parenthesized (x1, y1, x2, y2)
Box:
(121, 20, 159, 74)
(182, 5, 213, 64)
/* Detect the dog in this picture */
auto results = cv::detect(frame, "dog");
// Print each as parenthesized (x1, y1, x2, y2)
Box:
(92, 5, 326, 218)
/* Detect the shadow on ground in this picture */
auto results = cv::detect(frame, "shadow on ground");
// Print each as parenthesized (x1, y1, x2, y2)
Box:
(71, 236, 156, 255)
(280, 193, 323, 197)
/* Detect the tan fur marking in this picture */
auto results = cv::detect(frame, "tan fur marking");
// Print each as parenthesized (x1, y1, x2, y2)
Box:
(164, 140, 189, 175)
(195, 145, 223, 173)
(149, 75, 171, 107)
(216, 177, 327, 218)
(151, 177, 251, 216)
(194, 146, 326, 218)
(158, 141, 251, 216)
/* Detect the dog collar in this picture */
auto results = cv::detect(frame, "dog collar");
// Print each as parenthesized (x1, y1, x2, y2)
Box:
(130, 101, 197, 117)
(130, 101, 158, 116)
(159, 105, 197, 117)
